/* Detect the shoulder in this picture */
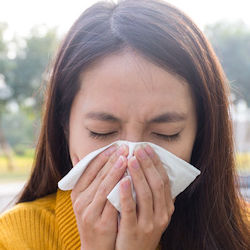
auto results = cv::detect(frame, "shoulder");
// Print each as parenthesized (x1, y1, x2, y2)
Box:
(0, 191, 57, 219)
(0, 192, 57, 249)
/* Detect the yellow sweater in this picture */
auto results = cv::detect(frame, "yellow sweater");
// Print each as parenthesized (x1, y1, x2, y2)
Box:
(0, 189, 162, 250)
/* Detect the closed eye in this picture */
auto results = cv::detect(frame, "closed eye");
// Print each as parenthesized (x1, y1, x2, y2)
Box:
(88, 131, 116, 140)
(152, 132, 180, 141)
(88, 131, 180, 141)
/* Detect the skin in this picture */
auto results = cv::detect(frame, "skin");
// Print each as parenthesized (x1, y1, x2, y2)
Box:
(69, 49, 197, 250)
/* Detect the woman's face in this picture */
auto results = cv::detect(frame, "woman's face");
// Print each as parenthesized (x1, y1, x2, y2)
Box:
(69, 50, 197, 165)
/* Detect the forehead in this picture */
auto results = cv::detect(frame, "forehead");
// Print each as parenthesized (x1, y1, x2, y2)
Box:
(76, 50, 195, 121)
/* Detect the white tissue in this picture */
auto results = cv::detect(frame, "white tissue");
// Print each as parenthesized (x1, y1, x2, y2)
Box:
(58, 140, 200, 212)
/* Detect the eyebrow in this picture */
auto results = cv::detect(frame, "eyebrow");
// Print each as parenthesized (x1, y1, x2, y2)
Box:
(85, 111, 187, 123)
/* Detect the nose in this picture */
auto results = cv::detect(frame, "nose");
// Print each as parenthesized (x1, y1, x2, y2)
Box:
(118, 123, 146, 143)
(121, 137, 141, 143)
(119, 135, 144, 159)
(119, 131, 144, 143)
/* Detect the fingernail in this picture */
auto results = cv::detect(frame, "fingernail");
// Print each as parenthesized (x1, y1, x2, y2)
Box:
(137, 147, 147, 160)
(116, 144, 126, 156)
(104, 145, 118, 156)
(131, 156, 140, 169)
(115, 155, 125, 169)
(144, 145, 154, 158)
(121, 177, 130, 190)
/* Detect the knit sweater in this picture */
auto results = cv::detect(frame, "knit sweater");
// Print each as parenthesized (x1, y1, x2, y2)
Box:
(0, 189, 162, 250)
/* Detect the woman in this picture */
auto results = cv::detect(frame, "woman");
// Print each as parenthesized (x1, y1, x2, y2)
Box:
(0, 0, 249, 249)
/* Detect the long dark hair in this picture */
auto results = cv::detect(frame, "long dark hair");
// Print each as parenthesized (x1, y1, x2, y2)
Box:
(15, 0, 249, 249)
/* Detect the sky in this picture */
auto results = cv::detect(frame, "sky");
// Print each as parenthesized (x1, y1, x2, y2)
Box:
(0, 0, 250, 41)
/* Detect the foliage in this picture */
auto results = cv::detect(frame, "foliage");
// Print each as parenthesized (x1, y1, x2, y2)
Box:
(0, 23, 60, 156)
(204, 21, 250, 105)
(0, 23, 60, 112)
(2, 109, 37, 148)
(8, 26, 59, 109)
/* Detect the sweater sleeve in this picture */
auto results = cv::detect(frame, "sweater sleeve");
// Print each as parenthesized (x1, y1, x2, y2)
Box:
(0, 206, 42, 249)
(0, 194, 59, 250)
(0, 239, 7, 250)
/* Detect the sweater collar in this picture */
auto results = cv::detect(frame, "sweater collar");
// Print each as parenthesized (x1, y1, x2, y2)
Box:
(55, 188, 81, 249)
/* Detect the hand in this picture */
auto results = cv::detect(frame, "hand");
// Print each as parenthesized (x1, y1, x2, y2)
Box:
(115, 144, 175, 250)
(70, 144, 129, 250)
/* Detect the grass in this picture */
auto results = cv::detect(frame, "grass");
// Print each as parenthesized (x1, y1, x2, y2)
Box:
(0, 153, 249, 182)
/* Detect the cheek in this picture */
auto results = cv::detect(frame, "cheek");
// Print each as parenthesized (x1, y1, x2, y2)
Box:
(166, 130, 196, 163)
(179, 145, 194, 163)
(180, 133, 196, 163)
(68, 111, 87, 162)
(166, 143, 193, 163)
(178, 116, 197, 162)
(68, 118, 105, 162)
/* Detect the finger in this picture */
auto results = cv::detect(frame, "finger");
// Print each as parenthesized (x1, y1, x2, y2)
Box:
(88, 144, 128, 193)
(73, 144, 118, 192)
(89, 154, 128, 217)
(73, 144, 126, 193)
(101, 200, 119, 230)
(127, 156, 153, 222)
(134, 146, 166, 217)
(143, 144, 173, 204)
(119, 176, 137, 229)
(71, 144, 128, 211)
(72, 144, 128, 209)
(144, 144, 169, 185)
(143, 145, 174, 223)
(72, 187, 94, 214)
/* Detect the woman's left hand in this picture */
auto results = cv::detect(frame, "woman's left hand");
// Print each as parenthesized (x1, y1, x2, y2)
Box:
(115, 144, 175, 250)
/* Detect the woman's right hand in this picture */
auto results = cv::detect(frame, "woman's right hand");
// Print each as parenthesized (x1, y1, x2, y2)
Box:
(70, 144, 129, 250)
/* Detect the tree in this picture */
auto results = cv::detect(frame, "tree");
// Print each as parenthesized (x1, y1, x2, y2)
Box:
(0, 23, 15, 170)
(204, 21, 250, 105)
(9, 25, 59, 111)
(0, 24, 60, 171)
